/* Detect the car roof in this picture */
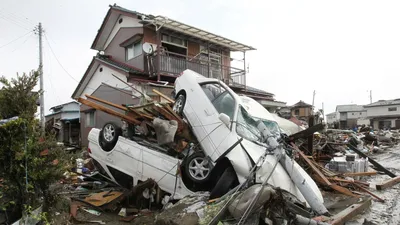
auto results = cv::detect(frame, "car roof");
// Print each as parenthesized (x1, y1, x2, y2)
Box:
(239, 96, 277, 122)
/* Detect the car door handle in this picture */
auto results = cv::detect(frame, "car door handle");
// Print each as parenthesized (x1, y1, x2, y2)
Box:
(204, 109, 213, 116)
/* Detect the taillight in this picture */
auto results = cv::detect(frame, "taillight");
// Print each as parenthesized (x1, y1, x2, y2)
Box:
(88, 148, 92, 154)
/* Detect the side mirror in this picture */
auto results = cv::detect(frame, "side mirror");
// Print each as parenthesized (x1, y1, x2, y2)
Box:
(219, 113, 231, 128)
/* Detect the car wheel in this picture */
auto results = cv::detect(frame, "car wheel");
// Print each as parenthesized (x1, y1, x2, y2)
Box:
(184, 152, 211, 184)
(173, 94, 185, 115)
(99, 122, 122, 152)
(209, 167, 238, 199)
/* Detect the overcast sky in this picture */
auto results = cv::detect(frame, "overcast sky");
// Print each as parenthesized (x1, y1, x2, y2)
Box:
(1, 0, 400, 116)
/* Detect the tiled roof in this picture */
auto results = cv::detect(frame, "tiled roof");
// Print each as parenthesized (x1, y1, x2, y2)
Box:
(292, 100, 312, 108)
(245, 86, 274, 96)
(97, 55, 144, 74)
(364, 99, 400, 107)
(336, 104, 365, 112)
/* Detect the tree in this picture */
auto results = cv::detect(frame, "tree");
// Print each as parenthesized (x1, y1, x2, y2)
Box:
(0, 71, 67, 224)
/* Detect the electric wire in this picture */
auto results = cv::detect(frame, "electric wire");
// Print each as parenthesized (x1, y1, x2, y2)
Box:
(0, 30, 33, 49)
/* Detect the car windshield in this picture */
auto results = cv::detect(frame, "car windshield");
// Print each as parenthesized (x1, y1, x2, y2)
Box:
(236, 106, 263, 142)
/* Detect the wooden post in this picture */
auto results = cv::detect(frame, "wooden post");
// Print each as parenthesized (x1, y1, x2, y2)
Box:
(376, 176, 400, 190)
(307, 115, 314, 155)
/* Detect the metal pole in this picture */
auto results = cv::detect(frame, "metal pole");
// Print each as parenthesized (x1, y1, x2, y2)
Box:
(243, 51, 246, 88)
(370, 90, 372, 104)
(38, 23, 45, 132)
(156, 29, 161, 82)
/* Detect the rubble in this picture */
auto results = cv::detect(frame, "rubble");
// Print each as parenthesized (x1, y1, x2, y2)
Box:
(61, 72, 400, 224)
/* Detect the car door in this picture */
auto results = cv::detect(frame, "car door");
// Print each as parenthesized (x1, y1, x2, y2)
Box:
(192, 82, 238, 161)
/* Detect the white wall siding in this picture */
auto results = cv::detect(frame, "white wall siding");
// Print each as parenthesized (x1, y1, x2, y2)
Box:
(366, 105, 400, 117)
(347, 111, 367, 119)
(62, 102, 80, 111)
(104, 15, 143, 49)
(81, 66, 128, 98)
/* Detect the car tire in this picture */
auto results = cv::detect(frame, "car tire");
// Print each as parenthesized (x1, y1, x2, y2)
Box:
(173, 94, 185, 116)
(99, 122, 122, 152)
(209, 167, 238, 199)
(184, 152, 211, 184)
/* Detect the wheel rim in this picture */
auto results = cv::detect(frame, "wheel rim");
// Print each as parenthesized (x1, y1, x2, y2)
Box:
(188, 157, 210, 181)
(103, 124, 115, 142)
(173, 95, 184, 113)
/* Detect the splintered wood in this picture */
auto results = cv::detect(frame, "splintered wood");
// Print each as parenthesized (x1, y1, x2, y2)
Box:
(78, 90, 191, 141)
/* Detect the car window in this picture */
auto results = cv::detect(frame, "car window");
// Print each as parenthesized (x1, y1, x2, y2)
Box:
(212, 91, 235, 119)
(201, 83, 225, 102)
(236, 106, 262, 142)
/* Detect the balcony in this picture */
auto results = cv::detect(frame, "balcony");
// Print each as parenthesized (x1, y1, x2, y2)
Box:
(148, 51, 246, 87)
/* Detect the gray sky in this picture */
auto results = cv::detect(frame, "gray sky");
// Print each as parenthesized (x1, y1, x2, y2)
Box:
(1, 0, 400, 116)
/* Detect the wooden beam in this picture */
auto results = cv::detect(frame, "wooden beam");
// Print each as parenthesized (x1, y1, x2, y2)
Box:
(342, 171, 378, 177)
(328, 178, 370, 187)
(350, 147, 396, 178)
(289, 123, 325, 141)
(152, 105, 183, 131)
(295, 144, 357, 196)
(78, 98, 140, 125)
(376, 176, 400, 190)
(329, 197, 372, 225)
(126, 102, 155, 109)
(85, 94, 128, 111)
(152, 89, 175, 103)
(353, 183, 384, 202)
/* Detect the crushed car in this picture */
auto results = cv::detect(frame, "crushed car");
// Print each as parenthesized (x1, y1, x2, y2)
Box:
(87, 69, 324, 212)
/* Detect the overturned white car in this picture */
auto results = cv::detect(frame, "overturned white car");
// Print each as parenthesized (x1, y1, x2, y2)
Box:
(88, 69, 325, 213)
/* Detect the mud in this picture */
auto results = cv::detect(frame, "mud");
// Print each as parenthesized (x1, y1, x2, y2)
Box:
(346, 145, 400, 225)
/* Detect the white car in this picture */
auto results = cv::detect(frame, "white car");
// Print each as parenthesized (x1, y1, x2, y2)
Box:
(88, 69, 323, 209)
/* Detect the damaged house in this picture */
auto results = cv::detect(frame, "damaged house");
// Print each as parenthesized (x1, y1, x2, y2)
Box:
(364, 99, 400, 129)
(45, 101, 80, 146)
(72, 4, 285, 147)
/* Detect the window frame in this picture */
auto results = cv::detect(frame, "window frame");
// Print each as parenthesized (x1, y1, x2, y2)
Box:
(85, 111, 95, 127)
(125, 41, 142, 61)
(388, 107, 397, 112)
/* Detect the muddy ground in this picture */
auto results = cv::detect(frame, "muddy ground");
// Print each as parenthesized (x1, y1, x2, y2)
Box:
(47, 146, 400, 225)
(346, 145, 400, 225)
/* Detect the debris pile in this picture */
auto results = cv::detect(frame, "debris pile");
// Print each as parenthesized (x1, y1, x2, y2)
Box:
(65, 71, 400, 224)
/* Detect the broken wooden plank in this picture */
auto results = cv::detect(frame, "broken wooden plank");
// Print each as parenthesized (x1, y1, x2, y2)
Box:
(376, 176, 400, 190)
(152, 89, 174, 103)
(328, 178, 370, 187)
(164, 104, 184, 124)
(295, 144, 357, 196)
(289, 123, 325, 141)
(126, 102, 155, 110)
(353, 183, 384, 202)
(152, 105, 183, 131)
(350, 147, 396, 178)
(78, 98, 140, 125)
(85, 94, 128, 111)
(342, 171, 378, 177)
(329, 197, 372, 225)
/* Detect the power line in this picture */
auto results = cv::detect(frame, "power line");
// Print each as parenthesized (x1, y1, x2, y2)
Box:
(0, 9, 36, 27)
(0, 30, 33, 49)
(10, 32, 34, 53)
(43, 33, 80, 83)
(0, 14, 31, 30)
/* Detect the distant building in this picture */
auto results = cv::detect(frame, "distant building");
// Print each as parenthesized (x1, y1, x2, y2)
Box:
(336, 104, 366, 129)
(326, 112, 339, 128)
(364, 99, 400, 129)
(45, 101, 80, 146)
(291, 100, 313, 121)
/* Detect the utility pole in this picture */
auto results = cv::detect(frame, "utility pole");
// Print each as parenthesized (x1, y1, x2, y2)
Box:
(370, 90, 372, 104)
(37, 23, 45, 131)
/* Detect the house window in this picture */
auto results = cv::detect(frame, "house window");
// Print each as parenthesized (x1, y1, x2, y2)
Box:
(294, 109, 299, 116)
(162, 34, 187, 47)
(360, 112, 362, 115)
(352, 113, 354, 115)
(126, 42, 142, 60)
(85, 111, 95, 127)
(388, 107, 397, 112)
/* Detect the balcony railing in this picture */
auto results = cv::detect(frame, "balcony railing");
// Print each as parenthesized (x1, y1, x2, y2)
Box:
(148, 52, 246, 87)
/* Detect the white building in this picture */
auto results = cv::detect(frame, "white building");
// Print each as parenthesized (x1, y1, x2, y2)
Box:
(364, 99, 400, 129)
(326, 111, 339, 127)
(336, 104, 367, 129)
